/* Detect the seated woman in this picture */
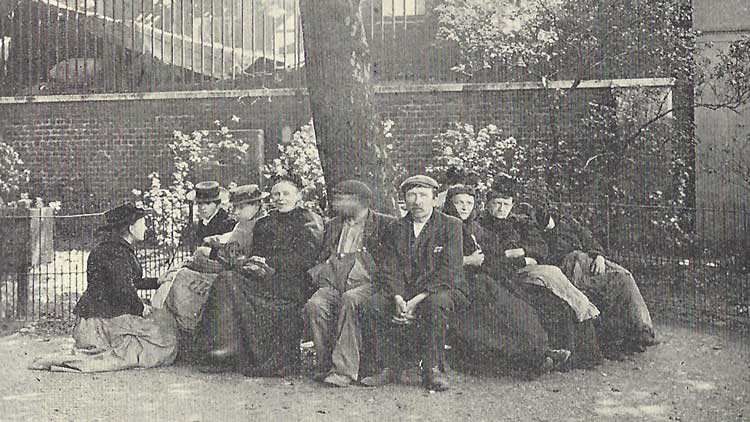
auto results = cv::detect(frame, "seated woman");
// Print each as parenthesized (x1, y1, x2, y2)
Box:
(444, 185, 569, 375)
(194, 174, 324, 376)
(152, 185, 268, 334)
(29, 203, 178, 372)
(182, 181, 236, 251)
(478, 176, 602, 369)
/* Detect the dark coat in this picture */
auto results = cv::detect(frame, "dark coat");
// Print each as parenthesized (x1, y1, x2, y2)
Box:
(478, 212, 548, 279)
(380, 210, 466, 298)
(316, 210, 397, 290)
(74, 234, 158, 319)
(540, 214, 606, 265)
(250, 207, 324, 303)
(184, 207, 237, 250)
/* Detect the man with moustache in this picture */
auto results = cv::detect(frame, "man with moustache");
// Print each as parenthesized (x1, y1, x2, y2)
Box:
(361, 175, 467, 392)
(304, 180, 396, 387)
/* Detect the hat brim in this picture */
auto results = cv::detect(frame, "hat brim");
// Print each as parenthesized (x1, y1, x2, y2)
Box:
(186, 187, 229, 203)
(231, 191, 270, 205)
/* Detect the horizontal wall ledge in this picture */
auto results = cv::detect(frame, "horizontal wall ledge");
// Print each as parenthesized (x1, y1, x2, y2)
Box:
(0, 78, 677, 104)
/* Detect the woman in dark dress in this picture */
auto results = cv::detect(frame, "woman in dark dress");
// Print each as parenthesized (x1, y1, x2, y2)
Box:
(30, 203, 178, 372)
(444, 185, 568, 374)
(195, 175, 324, 376)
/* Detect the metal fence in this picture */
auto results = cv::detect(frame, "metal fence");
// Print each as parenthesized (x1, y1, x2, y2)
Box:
(1, 200, 748, 326)
(0, 0, 486, 96)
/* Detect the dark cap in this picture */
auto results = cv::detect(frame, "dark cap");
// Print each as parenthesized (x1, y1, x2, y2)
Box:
(486, 173, 519, 201)
(446, 184, 476, 200)
(98, 202, 148, 233)
(331, 180, 373, 204)
(187, 181, 229, 203)
(230, 184, 269, 205)
(400, 175, 440, 193)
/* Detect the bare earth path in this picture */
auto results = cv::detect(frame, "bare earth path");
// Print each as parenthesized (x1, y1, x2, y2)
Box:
(1, 322, 748, 422)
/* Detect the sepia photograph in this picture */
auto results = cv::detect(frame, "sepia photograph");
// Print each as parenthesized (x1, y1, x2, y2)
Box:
(0, 0, 748, 420)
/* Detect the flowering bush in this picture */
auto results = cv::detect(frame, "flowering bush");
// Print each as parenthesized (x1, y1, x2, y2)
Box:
(264, 119, 401, 211)
(0, 140, 30, 203)
(133, 117, 250, 248)
(264, 120, 326, 210)
(427, 122, 548, 201)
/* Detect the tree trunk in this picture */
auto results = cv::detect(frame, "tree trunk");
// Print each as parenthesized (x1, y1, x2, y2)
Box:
(299, 0, 398, 214)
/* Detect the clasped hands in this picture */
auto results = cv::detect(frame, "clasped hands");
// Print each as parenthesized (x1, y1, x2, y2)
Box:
(392, 293, 427, 325)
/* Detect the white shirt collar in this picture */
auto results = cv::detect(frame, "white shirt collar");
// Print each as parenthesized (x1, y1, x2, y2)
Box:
(201, 207, 220, 226)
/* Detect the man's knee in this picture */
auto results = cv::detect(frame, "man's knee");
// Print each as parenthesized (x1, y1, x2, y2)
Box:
(304, 290, 334, 319)
(341, 285, 372, 308)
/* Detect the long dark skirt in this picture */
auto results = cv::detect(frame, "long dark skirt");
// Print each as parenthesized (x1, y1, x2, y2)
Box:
(511, 282, 602, 369)
(452, 273, 549, 372)
(193, 270, 303, 375)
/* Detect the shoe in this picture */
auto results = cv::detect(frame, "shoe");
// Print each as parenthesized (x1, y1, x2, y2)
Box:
(547, 349, 571, 370)
(422, 367, 450, 392)
(312, 371, 329, 383)
(361, 368, 398, 387)
(323, 373, 353, 387)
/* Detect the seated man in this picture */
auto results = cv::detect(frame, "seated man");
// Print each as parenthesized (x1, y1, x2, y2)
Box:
(362, 175, 467, 392)
(535, 206, 658, 356)
(183, 181, 236, 251)
(304, 180, 396, 387)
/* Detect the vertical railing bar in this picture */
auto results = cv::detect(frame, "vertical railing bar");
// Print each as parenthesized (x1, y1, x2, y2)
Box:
(131, 0, 136, 91)
(0, 12, 5, 91)
(230, 0, 234, 84)
(170, 0, 175, 87)
(180, 0, 185, 86)
(150, 0, 156, 91)
(122, 0, 129, 91)
(199, 0, 204, 84)
(390, 0, 395, 78)
(189, 0, 194, 84)
(261, 1, 265, 77)
(160, 0, 165, 89)
(27, 0, 34, 95)
(209, 0, 214, 80)
(282, 0, 287, 71)
(72, 0, 80, 92)
(239, 0, 243, 84)
(271, 2, 278, 77)
(220, 0, 224, 80)
(250, 0, 255, 77)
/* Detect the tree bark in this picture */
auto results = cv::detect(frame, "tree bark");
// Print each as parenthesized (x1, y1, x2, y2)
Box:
(299, 0, 398, 214)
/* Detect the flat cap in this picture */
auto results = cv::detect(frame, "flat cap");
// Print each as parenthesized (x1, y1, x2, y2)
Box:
(399, 175, 440, 192)
(331, 180, 373, 203)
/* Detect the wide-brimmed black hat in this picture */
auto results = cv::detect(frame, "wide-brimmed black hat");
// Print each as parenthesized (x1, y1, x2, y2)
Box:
(97, 202, 148, 233)
(230, 184, 269, 205)
(186, 181, 229, 203)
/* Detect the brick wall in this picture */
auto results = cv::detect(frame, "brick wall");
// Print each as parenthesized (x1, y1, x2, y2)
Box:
(0, 84, 629, 210)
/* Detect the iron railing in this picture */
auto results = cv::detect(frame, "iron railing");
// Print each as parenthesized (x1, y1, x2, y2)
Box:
(0, 0, 485, 96)
(0, 200, 748, 326)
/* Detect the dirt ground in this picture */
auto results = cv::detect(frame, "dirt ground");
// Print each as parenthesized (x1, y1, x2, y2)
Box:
(0, 320, 748, 422)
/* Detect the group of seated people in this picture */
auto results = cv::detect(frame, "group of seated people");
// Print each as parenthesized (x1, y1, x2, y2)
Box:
(29, 172, 658, 392)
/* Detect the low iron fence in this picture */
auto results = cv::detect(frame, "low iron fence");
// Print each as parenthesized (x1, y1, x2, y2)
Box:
(1, 200, 748, 326)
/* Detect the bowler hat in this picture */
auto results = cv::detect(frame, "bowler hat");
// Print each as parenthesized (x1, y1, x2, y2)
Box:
(331, 180, 373, 204)
(399, 175, 440, 193)
(97, 202, 148, 233)
(230, 184, 269, 205)
(187, 181, 229, 203)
